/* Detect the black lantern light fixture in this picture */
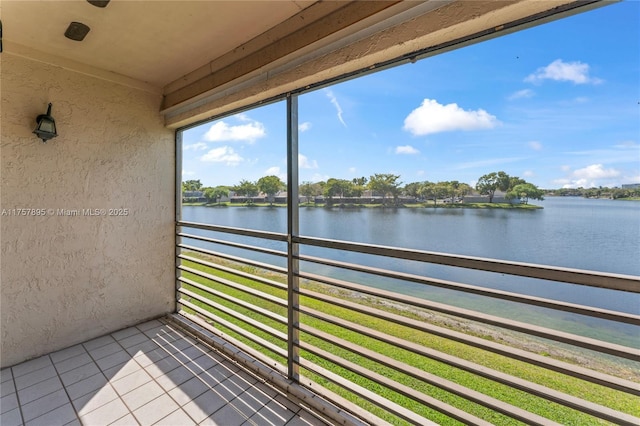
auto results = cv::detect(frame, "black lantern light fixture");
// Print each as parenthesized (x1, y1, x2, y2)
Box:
(33, 103, 58, 143)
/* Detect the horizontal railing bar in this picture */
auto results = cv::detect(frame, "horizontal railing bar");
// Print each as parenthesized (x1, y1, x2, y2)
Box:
(299, 287, 639, 395)
(299, 254, 640, 325)
(299, 348, 494, 426)
(178, 276, 287, 325)
(299, 271, 639, 361)
(178, 243, 287, 275)
(176, 309, 287, 374)
(179, 253, 287, 292)
(178, 264, 287, 308)
(298, 357, 456, 426)
(296, 375, 396, 426)
(178, 220, 288, 242)
(179, 232, 287, 258)
(296, 235, 640, 293)
(178, 288, 287, 343)
(177, 299, 287, 359)
(300, 303, 640, 424)
(299, 324, 563, 426)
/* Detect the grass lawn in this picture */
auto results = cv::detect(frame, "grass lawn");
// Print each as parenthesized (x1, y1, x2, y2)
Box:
(177, 254, 638, 425)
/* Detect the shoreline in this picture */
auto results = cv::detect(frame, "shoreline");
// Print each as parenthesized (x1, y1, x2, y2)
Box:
(183, 202, 543, 210)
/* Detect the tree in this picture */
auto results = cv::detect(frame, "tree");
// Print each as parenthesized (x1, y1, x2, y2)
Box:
(352, 177, 368, 187)
(257, 175, 285, 205)
(300, 181, 322, 203)
(506, 183, 544, 204)
(442, 180, 472, 202)
(233, 179, 259, 204)
(368, 173, 402, 205)
(203, 186, 229, 205)
(182, 179, 202, 192)
(475, 171, 510, 203)
(404, 182, 422, 199)
(418, 182, 437, 206)
(508, 176, 527, 191)
(323, 178, 353, 202)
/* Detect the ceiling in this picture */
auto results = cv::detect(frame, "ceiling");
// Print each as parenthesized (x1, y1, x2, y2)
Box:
(2, 0, 603, 126)
(1, 0, 316, 89)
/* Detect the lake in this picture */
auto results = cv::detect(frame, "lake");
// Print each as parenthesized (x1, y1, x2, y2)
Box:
(181, 197, 640, 346)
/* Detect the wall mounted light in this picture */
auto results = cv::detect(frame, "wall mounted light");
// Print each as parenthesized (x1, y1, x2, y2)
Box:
(33, 103, 58, 143)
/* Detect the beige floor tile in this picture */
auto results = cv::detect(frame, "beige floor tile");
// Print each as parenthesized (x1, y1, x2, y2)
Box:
(79, 397, 130, 425)
(24, 403, 78, 426)
(153, 408, 196, 426)
(21, 388, 70, 422)
(73, 383, 119, 416)
(111, 369, 152, 396)
(182, 389, 227, 423)
(132, 394, 179, 426)
(0, 407, 23, 426)
(17, 375, 63, 405)
(121, 380, 165, 411)
(14, 365, 57, 390)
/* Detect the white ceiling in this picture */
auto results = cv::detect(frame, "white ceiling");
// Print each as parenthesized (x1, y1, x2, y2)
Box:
(1, 0, 315, 88)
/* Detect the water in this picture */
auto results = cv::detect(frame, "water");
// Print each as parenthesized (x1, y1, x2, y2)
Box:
(181, 197, 640, 346)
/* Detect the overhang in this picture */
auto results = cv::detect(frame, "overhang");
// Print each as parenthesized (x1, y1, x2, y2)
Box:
(0, 0, 607, 128)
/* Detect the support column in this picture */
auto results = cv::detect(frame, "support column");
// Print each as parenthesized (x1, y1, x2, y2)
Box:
(286, 94, 300, 381)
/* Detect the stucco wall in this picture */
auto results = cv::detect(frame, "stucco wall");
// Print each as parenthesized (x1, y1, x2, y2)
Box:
(0, 54, 175, 367)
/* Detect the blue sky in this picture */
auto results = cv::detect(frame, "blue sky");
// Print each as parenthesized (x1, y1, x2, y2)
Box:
(182, 1, 639, 190)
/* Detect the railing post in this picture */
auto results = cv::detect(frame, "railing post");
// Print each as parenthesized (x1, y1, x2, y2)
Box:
(287, 93, 300, 381)
(175, 130, 183, 314)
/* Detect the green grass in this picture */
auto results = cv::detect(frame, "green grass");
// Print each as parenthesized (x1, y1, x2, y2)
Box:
(178, 254, 638, 425)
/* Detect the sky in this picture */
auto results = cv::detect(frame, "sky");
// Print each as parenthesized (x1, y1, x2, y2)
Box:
(181, 1, 639, 190)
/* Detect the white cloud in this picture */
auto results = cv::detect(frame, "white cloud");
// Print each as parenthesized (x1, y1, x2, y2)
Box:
(299, 154, 318, 169)
(525, 59, 602, 85)
(555, 164, 622, 188)
(264, 166, 287, 181)
(528, 141, 543, 151)
(455, 157, 525, 170)
(508, 89, 534, 100)
(182, 170, 195, 176)
(183, 142, 208, 151)
(572, 164, 620, 180)
(299, 122, 312, 132)
(523, 170, 535, 177)
(348, 167, 357, 174)
(203, 116, 266, 143)
(403, 99, 500, 136)
(615, 140, 638, 149)
(201, 146, 244, 166)
(265, 166, 281, 176)
(561, 165, 572, 172)
(325, 89, 347, 127)
(395, 145, 420, 155)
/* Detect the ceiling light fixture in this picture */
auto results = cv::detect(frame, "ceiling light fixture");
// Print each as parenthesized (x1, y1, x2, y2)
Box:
(64, 22, 90, 41)
(33, 103, 58, 143)
(87, 0, 110, 8)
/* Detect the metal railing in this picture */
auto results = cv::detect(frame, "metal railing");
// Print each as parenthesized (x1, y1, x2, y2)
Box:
(175, 220, 640, 426)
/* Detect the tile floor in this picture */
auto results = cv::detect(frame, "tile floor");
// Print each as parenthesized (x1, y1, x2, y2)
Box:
(0, 319, 329, 426)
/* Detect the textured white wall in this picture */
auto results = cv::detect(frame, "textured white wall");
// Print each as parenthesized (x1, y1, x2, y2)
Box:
(0, 54, 175, 367)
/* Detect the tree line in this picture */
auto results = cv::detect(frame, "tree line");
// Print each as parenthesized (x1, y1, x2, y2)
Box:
(545, 186, 640, 199)
(183, 170, 545, 205)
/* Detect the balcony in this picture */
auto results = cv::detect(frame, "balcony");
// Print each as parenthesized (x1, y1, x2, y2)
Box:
(173, 221, 639, 425)
(0, 317, 341, 426)
(2, 1, 637, 426)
